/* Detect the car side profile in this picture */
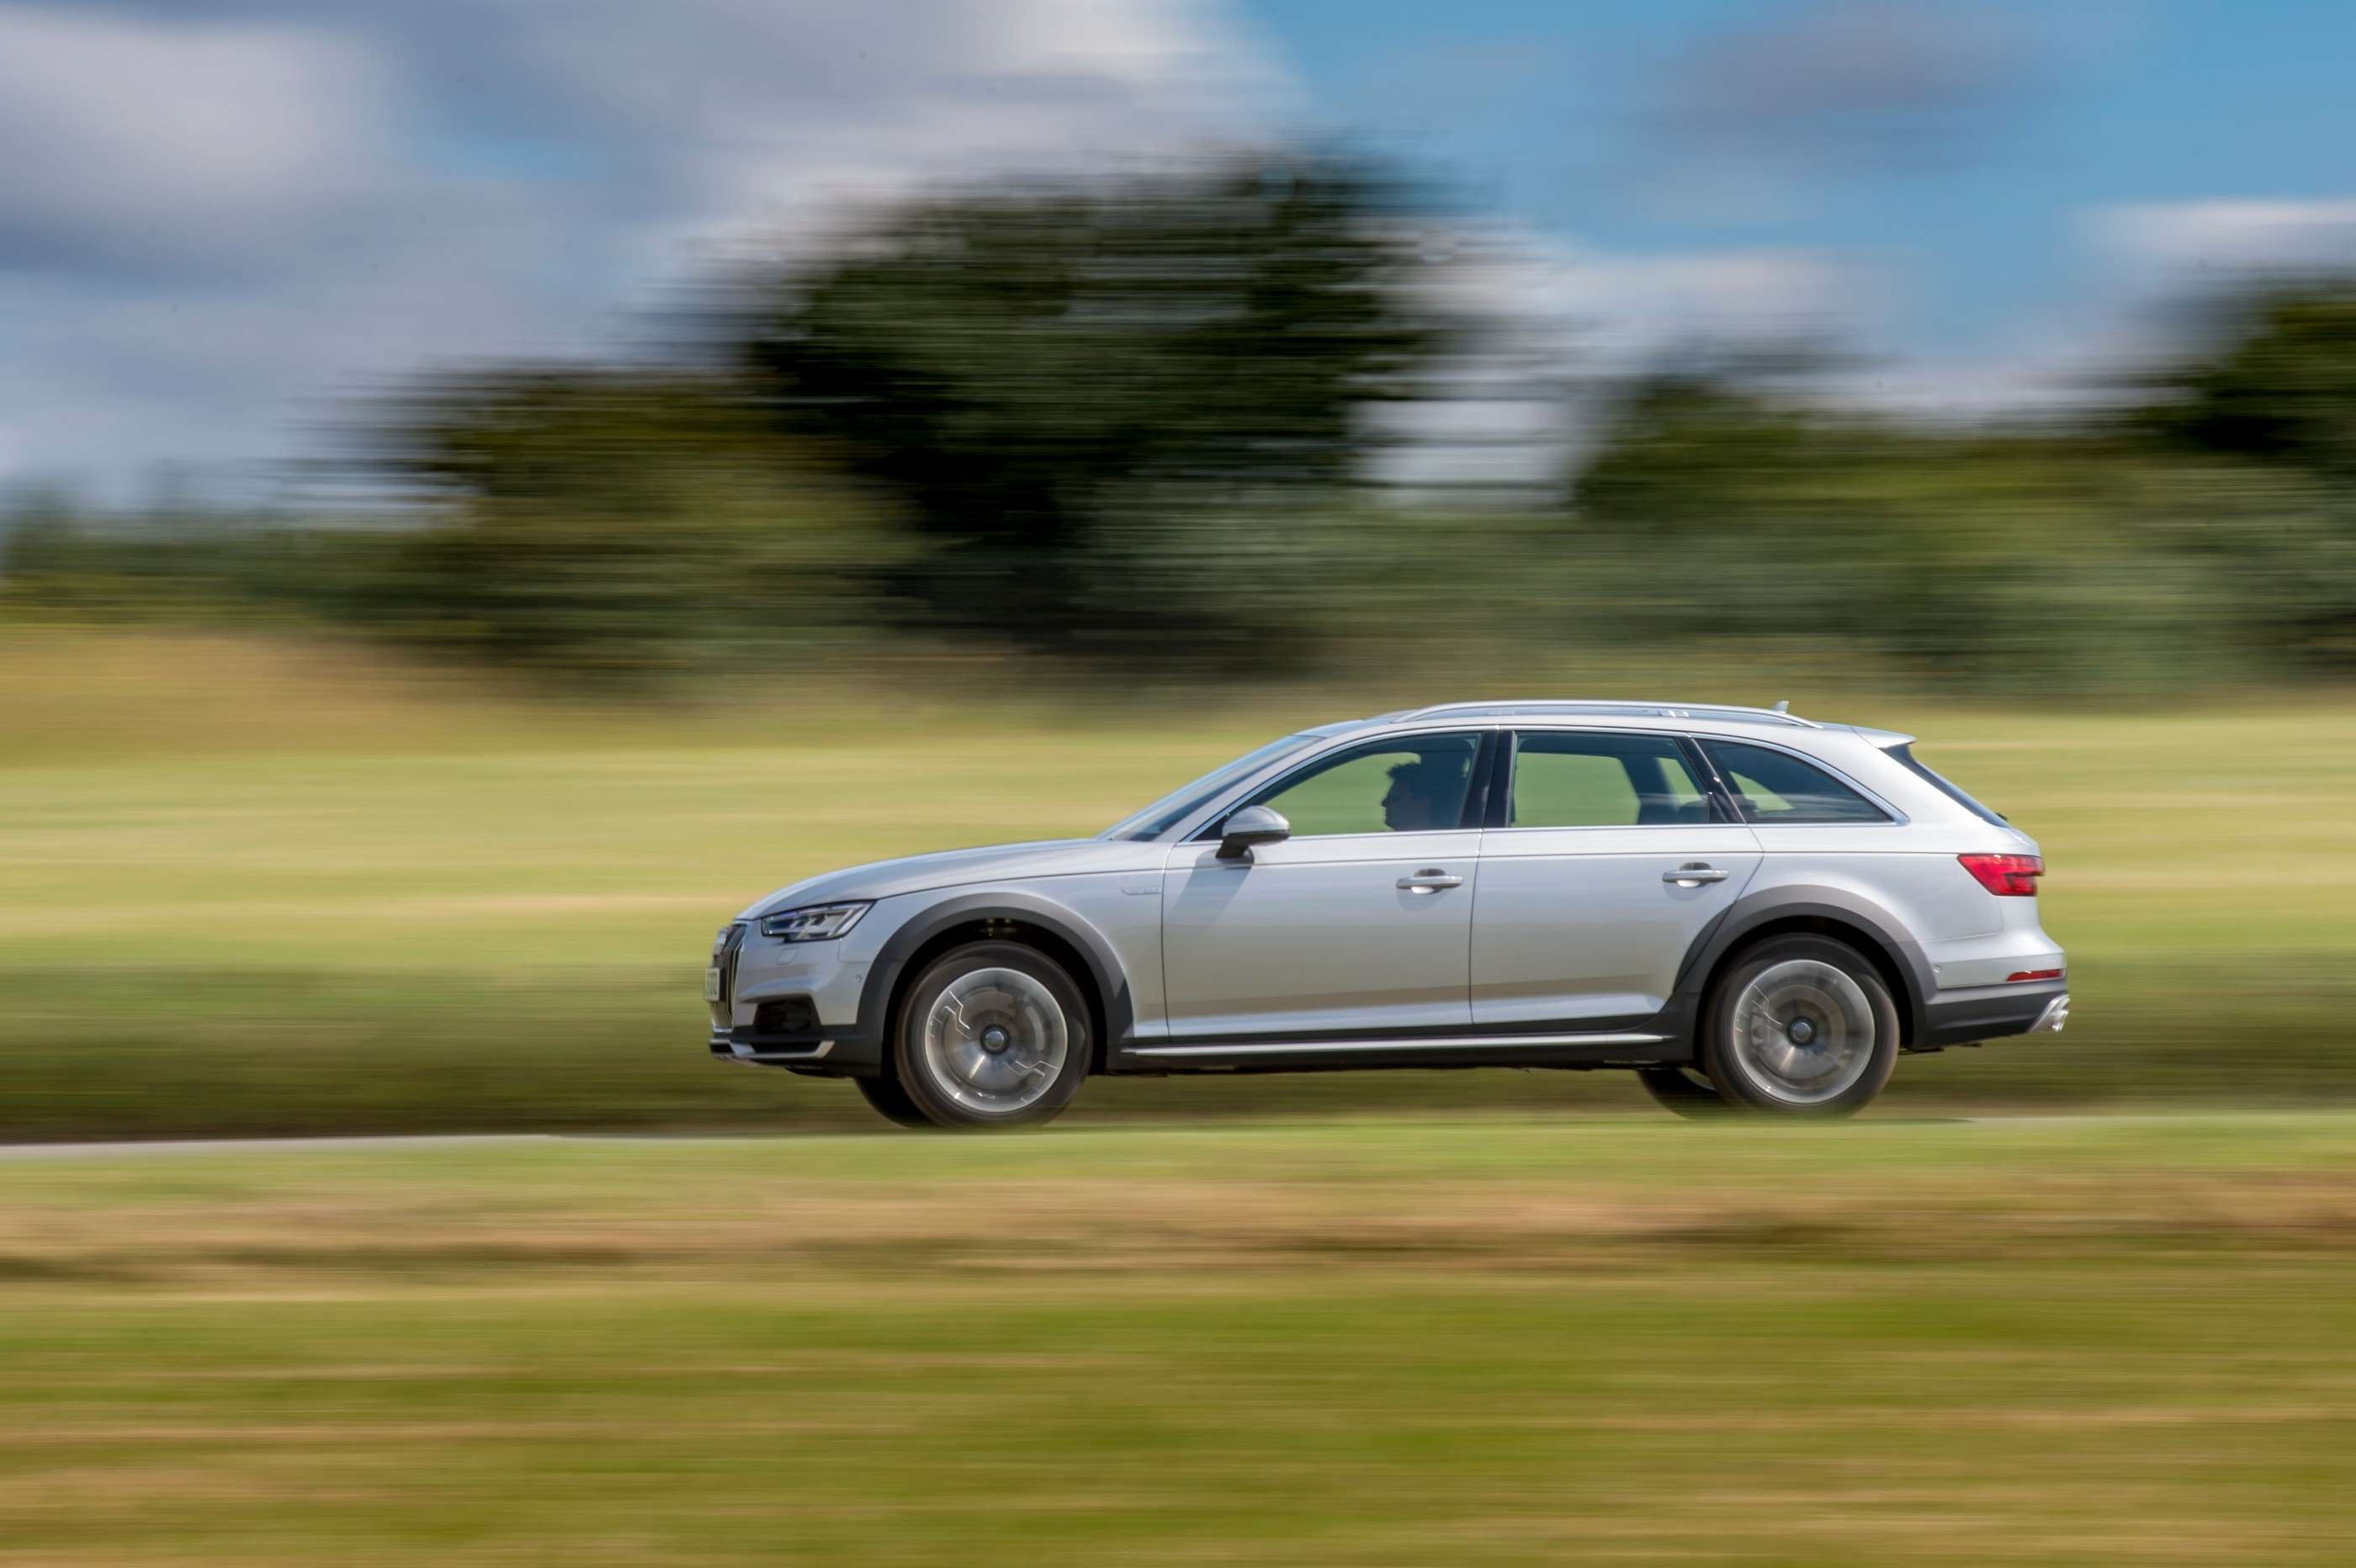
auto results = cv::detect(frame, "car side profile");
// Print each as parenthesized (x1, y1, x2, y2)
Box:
(705, 701, 2068, 1126)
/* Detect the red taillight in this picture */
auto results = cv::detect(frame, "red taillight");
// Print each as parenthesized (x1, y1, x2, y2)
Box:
(1959, 853, 2044, 896)
(2007, 968, 2064, 983)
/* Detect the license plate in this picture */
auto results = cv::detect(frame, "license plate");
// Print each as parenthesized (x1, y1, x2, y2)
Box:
(703, 967, 723, 1003)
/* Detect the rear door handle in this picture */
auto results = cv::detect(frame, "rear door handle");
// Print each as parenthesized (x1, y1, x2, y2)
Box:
(1664, 864, 1729, 887)
(1398, 869, 1463, 893)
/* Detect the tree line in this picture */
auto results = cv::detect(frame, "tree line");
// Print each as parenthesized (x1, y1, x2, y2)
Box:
(7, 156, 2354, 692)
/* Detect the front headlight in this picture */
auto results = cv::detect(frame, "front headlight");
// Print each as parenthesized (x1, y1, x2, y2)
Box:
(756, 901, 872, 942)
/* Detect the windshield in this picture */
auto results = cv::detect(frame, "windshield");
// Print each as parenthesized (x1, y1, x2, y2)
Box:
(1099, 733, 1319, 841)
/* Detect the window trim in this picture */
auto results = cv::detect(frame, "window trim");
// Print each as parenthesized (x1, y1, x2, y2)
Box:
(1187, 728, 1499, 843)
(1689, 735, 1903, 827)
(1164, 723, 1908, 843)
(1487, 727, 1742, 834)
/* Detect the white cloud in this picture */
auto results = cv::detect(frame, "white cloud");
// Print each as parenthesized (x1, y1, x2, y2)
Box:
(0, 0, 1287, 497)
(1516, 246, 1855, 363)
(2094, 197, 2356, 279)
(1375, 226, 1861, 486)
(28, 1, 2338, 501)
(1803, 196, 2356, 426)
(0, 7, 389, 274)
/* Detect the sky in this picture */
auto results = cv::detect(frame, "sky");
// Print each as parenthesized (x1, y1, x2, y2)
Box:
(1253, 0, 2356, 415)
(3, 0, 2355, 499)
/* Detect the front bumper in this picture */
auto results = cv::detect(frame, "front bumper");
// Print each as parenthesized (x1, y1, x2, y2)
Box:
(1918, 979, 2069, 1049)
(710, 1030, 835, 1066)
(707, 1023, 882, 1073)
(704, 915, 886, 1073)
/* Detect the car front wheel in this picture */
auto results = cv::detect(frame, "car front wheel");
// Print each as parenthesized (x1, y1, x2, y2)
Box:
(1699, 935, 1897, 1119)
(888, 941, 1090, 1129)
(1635, 1066, 1732, 1120)
(853, 1073, 935, 1128)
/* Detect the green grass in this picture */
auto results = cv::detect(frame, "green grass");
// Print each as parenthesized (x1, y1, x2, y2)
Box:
(7, 630, 2350, 1560)
(2, 626, 2353, 1137)
(2, 1115, 2354, 1563)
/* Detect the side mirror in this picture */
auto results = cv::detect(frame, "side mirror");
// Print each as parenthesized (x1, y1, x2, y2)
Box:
(1217, 805, 1291, 861)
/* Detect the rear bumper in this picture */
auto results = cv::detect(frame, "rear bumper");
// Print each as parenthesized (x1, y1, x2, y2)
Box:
(1918, 980, 2069, 1049)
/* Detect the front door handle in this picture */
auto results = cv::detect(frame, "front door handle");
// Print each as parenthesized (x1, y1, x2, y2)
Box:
(1664, 863, 1729, 887)
(1398, 869, 1463, 893)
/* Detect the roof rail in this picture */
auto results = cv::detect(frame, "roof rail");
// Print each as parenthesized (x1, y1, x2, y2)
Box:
(1391, 699, 1818, 728)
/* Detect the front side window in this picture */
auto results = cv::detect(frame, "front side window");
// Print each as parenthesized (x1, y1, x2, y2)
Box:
(1237, 732, 1483, 838)
(1508, 732, 1716, 828)
(1701, 740, 1887, 824)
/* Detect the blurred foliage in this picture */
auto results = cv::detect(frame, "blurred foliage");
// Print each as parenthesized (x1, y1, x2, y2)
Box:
(349, 371, 900, 678)
(2128, 285, 2356, 668)
(738, 157, 1442, 658)
(2144, 284, 2356, 479)
(1566, 379, 2343, 689)
(8, 153, 2356, 690)
(6, 375, 900, 682)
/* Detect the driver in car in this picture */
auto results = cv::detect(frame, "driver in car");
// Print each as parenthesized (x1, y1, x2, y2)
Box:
(1380, 754, 1467, 832)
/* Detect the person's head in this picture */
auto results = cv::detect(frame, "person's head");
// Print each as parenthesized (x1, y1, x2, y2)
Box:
(1382, 755, 1463, 832)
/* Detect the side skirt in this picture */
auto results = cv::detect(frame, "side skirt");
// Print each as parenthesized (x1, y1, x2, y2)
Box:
(1112, 1024, 1690, 1075)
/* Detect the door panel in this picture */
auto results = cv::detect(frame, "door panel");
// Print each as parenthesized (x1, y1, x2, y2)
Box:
(1471, 728, 1764, 1025)
(1162, 830, 1478, 1037)
(1472, 826, 1761, 1023)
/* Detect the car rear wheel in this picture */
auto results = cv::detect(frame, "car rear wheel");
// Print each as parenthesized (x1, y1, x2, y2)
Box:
(1635, 1066, 1733, 1120)
(890, 941, 1090, 1129)
(1700, 935, 1897, 1119)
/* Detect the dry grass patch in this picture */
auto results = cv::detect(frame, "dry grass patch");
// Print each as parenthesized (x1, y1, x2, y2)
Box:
(8, 1122, 2356, 1290)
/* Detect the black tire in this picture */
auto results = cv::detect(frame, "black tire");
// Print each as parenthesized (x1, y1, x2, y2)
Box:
(853, 1072, 935, 1129)
(1635, 1066, 1733, 1120)
(890, 941, 1091, 1130)
(1699, 935, 1898, 1119)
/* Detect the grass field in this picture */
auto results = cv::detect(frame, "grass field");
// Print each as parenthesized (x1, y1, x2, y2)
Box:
(5, 634, 2353, 1558)
(3, 1114, 2353, 1563)
(2, 626, 2353, 1137)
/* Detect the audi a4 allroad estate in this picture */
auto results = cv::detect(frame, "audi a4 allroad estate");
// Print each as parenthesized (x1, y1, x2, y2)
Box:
(703, 700, 2067, 1127)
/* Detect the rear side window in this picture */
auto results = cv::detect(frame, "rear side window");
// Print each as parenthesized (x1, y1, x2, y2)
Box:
(1509, 733, 1717, 828)
(1701, 741, 1888, 824)
(1890, 744, 2009, 827)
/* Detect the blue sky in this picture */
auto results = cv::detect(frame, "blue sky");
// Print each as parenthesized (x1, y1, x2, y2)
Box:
(1248, 0, 2356, 372)
(4, 0, 2354, 496)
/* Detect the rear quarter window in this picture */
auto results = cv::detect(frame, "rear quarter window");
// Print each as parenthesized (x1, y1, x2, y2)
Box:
(1701, 740, 1889, 824)
(1890, 744, 2010, 827)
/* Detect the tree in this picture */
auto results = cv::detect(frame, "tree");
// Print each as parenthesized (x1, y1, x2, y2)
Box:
(354, 369, 891, 680)
(2142, 282, 2356, 481)
(1567, 377, 2244, 688)
(739, 157, 1446, 657)
(2136, 282, 2356, 666)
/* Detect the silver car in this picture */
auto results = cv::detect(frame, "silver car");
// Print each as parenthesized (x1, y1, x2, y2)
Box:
(706, 701, 2067, 1126)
